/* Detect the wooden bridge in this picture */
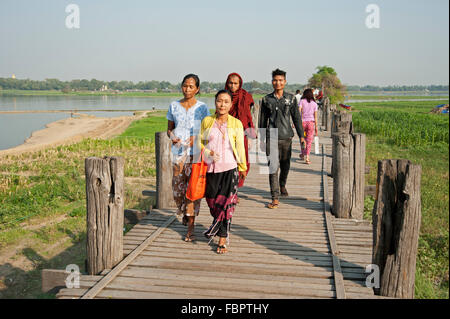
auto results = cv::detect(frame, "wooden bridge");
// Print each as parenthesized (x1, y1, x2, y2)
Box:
(56, 131, 384, 299)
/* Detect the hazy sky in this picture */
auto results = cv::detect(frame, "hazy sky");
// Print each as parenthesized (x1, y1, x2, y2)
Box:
(0, 0, 448, 85)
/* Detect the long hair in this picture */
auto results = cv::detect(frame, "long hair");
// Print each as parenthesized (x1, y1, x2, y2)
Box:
(302, 88, 315, 103)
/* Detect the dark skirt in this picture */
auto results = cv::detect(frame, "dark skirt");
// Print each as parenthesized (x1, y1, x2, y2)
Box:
(203, 168, 239, 239)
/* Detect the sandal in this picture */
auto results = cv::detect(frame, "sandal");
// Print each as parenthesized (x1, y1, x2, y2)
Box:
(217, 245, 228, 254)
(267, 201, 279, 209)
(184, 234, 195, 242)
(299, 154, 304, 160)
(305, 159, 311, 165)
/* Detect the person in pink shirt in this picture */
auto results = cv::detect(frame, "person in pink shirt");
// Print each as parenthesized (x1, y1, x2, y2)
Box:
(299, 88, 318, 164)
(198, 89, 247, 254)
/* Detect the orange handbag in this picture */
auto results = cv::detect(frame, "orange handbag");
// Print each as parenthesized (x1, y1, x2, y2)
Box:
(186, 149, 207, 201)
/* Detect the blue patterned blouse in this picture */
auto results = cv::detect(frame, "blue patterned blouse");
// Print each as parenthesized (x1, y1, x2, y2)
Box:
(166, 100, 210, 162)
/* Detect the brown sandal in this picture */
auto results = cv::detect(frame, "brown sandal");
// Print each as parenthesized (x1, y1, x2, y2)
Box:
(217, 245, 228, 254)
(267, 201, 279, 209)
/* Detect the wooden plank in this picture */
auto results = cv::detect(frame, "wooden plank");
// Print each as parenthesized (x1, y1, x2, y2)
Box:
(108, 276, 335, 298)
(130, 256, 334, 278)
(61, 287, 331, 299)
(138, 250, 333, 268)
(149, 238, 331, 253)
(140, 235, 331, 247)
(144, 245, 334, 261)
(322, 145, 346, 299)
(118, 270, 334, 293)
(125, 242, 332, 258)
(126, 232, 330, 243)
(80, 214, 177, 299)
(42, 269, 102, 293)
(123, 265, 334, 286)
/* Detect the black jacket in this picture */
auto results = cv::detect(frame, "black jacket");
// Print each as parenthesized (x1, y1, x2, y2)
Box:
(258, 91, 304, 141)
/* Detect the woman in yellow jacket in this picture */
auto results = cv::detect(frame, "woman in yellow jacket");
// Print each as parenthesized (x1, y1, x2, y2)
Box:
(197, 89, 247, 254)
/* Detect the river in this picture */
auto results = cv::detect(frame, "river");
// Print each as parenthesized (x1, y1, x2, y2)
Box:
(0, 94, 447, 151)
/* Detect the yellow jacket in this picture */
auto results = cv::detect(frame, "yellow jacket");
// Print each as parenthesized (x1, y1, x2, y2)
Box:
(197, 114, 247, 172)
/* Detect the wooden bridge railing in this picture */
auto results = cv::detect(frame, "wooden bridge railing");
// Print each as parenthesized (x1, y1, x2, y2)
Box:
(319, 99, 422, 298)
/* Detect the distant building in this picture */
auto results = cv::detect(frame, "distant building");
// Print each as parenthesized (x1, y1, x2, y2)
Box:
(100, 84, 108, 91)
(11, 74, 16, 79)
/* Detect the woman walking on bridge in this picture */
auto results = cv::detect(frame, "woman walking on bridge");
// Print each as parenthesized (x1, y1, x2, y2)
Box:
(299, 88, 318, 164)
(166, 74, 210, 242)
(198, 90, 247, 254)
(225, 73, 256, 193)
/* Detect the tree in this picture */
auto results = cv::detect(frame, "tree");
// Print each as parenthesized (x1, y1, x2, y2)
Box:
(308, 66, 346, 104)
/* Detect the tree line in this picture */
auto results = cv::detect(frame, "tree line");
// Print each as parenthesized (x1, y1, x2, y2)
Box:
(0, 77, 447, 93)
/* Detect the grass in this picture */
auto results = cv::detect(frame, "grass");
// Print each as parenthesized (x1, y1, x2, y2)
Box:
(347, 95, 448, 100)
(352, 99, 449, 299)
(0, 112, 166, 298)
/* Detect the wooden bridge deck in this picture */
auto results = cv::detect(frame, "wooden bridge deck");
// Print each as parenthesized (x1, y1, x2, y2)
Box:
(57, 133, 381, 299)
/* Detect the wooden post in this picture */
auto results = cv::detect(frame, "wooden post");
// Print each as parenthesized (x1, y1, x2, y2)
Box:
(332, 111, 353, 135)
(324, 100, 332, 131)
(321, 98, 327, 127)
(351, 133, 366, 220)
(332, 133, 365, 220)
(85, 156, 124, 275)
(330, 111, 335, 134)
(372, 159, 422, 298)
(331, 111, 354, 177)
(155, 131, 175, 209)
(332, 133, 354, 218)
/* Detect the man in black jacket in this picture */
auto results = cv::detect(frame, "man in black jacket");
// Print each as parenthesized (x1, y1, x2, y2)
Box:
(259, 68, 305, 209)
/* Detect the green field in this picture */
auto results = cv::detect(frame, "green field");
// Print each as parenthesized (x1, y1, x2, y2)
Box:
(352, 99, 449, 299)
(347, 95, 449, 101)
(0, 112, 167, 298)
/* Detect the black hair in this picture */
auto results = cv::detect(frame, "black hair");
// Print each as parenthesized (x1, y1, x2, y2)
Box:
(272, 68, 286, 79)
(295, 90, 301, 94)
(302, 88, 315, 103)
(215, 89, 233, 101)
(181, 73, 200, 95)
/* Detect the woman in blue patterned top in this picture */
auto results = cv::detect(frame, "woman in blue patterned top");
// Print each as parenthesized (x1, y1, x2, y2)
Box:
(166, 74, 210, 242)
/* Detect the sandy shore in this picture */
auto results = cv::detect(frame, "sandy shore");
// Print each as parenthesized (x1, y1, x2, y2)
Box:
(0, 111, 150, 157)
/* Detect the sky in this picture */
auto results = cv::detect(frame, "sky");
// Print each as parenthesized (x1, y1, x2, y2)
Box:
(0, 0, 448, 86)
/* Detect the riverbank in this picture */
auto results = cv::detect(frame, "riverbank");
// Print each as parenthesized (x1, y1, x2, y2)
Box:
(0, 111, 150, 157)
(0, 112, 165, 298)
(1, 89, 447, 100)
